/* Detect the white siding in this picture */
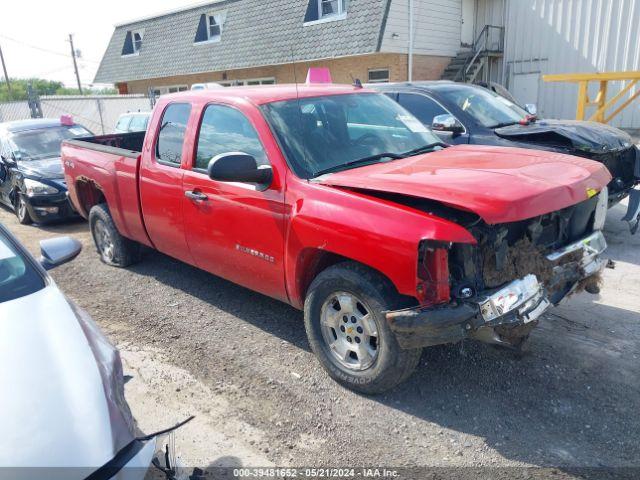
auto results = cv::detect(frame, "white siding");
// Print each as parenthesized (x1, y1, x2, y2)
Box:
(380, 0, 462, 57)
(502, 0, 640, 128)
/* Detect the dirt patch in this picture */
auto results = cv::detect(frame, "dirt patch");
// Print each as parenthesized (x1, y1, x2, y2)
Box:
(482, 237, 555, 288)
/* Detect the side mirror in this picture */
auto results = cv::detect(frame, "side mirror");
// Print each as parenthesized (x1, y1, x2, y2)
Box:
(525, 103, 538, 116)
(39, 237, 82, 270)
(432, 114, 464, 134)
(208, 152, 272, 188)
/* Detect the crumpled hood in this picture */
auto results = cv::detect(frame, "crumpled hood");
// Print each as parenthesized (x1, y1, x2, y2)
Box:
(316, 145, 612, 224)
(494, 119, 633, 153)
(18, 157, 64, 180)
(0, 286, 134, 474)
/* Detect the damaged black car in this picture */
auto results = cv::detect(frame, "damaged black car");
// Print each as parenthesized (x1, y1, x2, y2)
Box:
(373, 82, 640, 233)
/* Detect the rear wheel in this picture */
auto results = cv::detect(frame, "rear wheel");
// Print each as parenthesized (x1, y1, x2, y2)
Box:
(89, 204, 141, 267)
(15, 194, 32, 225)
(304, 262, 422, 394)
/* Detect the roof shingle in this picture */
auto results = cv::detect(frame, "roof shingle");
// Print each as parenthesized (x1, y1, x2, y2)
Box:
(94, 0, 390, 83)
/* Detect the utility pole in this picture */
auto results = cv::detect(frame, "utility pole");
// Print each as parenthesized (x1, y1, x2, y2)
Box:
(408, 0, 414, 82)
(68, 34, 83, 94)
(0, 42, 11, 94)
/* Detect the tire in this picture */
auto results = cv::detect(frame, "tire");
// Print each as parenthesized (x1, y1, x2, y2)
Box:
(15, 193, 33, 225)
(304, 262, 422, 394)
(89, 203, 141, 267)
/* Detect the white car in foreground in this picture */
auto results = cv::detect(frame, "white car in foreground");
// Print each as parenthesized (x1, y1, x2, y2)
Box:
(0, 223, 189, 479)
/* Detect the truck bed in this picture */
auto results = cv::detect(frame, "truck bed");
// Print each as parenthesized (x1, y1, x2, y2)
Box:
(64, 131, 145, 158)
(62, 131, 152, 248)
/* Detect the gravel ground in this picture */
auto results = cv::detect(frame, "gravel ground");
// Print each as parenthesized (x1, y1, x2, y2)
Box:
(2, 200, 639, 477)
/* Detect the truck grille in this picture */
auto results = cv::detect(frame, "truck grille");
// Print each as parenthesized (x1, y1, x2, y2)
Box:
(449, 196, 599, 292)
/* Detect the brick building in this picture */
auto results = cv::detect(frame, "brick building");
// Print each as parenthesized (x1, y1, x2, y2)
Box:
(94, 0, 469, 94)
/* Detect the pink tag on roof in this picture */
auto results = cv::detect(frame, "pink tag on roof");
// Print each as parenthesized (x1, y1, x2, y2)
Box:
(306, 68, 332, 84)
(60, 115, 74, 126)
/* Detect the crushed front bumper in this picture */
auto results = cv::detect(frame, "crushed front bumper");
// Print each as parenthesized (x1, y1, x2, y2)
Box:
(386, 231, 608, 349)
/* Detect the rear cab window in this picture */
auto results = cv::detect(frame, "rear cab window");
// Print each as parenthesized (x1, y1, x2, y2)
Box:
(156, 103, 192, 166)
(0, 230, 45, 303)
(194, 104, 269, 172)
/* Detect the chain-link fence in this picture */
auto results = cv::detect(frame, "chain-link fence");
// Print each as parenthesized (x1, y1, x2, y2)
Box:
(0, 94, 153, 134)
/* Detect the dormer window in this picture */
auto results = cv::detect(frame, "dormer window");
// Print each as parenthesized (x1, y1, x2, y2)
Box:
(133, 30, 143, 52)
(194, 11, 226, 44)
(304, 0, 347, 25)
(208, 16, 221, 40)
(320, 0, 346, 18)
(121, 29, 144, 56)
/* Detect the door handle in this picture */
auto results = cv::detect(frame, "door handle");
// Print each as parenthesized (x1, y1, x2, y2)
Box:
(184, 190, 208, 201)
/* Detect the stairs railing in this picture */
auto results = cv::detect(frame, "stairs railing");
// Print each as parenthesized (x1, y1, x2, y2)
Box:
(453, 24, 505, 82)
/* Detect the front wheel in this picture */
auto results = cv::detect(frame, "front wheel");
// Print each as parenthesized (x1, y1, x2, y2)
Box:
(304, 262, 422, 394)
(15, 194, 32, 225)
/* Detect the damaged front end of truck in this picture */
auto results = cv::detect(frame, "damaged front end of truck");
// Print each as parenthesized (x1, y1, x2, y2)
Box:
(386, 188, 609, 350)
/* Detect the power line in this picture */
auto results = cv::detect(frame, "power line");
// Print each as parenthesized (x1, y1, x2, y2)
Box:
(0, 34, 100, 64)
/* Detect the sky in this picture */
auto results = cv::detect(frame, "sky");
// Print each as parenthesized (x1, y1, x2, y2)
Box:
(0, 0, 194, 88)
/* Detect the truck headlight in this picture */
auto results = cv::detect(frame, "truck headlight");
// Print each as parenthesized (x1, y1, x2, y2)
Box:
(593, 186, 608, 231)
(24, 178, 59, 196)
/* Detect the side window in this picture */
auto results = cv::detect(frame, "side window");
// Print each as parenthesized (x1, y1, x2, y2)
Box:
(195, 104, 268, 171)
(398, 93, 448, 126)
(156, 103, 191, 166)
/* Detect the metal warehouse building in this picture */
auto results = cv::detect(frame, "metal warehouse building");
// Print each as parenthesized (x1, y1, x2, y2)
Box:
(495, 0, 640, 128)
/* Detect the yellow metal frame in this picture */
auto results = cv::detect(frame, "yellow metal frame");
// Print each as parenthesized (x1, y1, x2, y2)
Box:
(542, 71, 640, 123)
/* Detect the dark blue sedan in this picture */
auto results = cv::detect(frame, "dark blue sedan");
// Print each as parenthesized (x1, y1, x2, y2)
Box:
(0, 118, 92, 224)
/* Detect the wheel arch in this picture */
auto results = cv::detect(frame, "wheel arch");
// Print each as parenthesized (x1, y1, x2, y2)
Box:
(74, 178, 106, 218)
(290, 247, 410, 309)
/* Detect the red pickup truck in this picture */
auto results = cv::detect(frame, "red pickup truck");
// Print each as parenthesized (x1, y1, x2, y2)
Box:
(62, 84, 610, 393)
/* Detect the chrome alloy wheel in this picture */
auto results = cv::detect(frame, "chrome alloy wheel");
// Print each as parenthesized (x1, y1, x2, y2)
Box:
(94, 220, 115, 262)
(320, 292, 380, 371)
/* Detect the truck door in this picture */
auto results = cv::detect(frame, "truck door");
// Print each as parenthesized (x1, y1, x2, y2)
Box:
(181, 103, 287, 302)
(139, 102, 194, 264)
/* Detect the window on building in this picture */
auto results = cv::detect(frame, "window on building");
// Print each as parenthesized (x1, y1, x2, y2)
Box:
(304, 0, 347, 24)
(218, 78, 276, 87)
(121, 29, 144, 56)
(152, 85, 188, 96)
(156, 103, 191, 166)
(367, 69, 390, 83)
(133, 30, 143, 52)
(195, 104, 268, 171)
(320, 0, 346, 17)
(194, 11, 226, 43)
(397, 93, 449, 126)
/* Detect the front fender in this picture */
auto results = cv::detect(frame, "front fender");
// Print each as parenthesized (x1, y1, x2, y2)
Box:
(285, 181, 476, 307)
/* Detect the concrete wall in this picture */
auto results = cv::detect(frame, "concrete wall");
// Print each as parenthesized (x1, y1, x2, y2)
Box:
(123, 53, 451, 94)
(502, 0, 640, 128)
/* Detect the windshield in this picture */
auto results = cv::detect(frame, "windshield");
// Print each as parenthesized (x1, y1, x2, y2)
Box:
(9, 125, 92, 161)
(0, 229, 45, 303)
(442, 86, 530, 128)
(262, 93, 443, 178)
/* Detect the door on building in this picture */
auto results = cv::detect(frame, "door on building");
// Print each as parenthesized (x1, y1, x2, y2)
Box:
(510, 73, 540, 107)
(461, 0, 476, 47)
